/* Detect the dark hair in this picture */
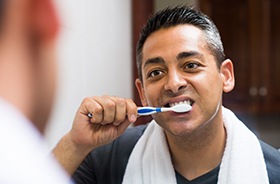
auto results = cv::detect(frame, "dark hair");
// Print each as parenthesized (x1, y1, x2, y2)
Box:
(136, 6, 225, 81)
(0, 0, 5, 32)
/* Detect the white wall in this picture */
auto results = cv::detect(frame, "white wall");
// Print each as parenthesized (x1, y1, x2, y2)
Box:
(45, 0, 132, 148)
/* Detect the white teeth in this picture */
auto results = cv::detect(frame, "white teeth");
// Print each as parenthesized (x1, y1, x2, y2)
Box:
(169, 100, 192, 107)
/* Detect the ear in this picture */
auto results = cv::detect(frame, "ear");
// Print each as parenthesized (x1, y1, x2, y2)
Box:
(220, 59, 235, 93)
(135, 78, 148, 106)
(31, 0, 59, 41)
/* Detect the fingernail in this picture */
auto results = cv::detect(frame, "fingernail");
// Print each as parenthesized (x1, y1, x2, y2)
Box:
(113, 122, 120, 126)
(130, 115, 137, 122)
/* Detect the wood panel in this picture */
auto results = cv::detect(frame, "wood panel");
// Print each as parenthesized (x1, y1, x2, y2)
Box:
(200, 0, 255, 113)
(200, 0, 280, 114)
(132, 0, 154, 125)
(266, 0, 280, 113)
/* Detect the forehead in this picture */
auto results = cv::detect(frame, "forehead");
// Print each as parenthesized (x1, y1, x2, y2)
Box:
(142, 25, 208, 64)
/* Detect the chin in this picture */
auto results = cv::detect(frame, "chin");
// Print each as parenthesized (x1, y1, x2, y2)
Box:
(161, 119, 197, 137)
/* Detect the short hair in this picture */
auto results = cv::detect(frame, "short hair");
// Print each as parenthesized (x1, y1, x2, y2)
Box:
(0, 0, 6, 32)
(136, 6, 225, 81)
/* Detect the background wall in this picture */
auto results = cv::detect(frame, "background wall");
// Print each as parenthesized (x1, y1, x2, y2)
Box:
(45, 0, 132, 148)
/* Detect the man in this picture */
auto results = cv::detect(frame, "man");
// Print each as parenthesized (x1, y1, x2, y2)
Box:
(0, 0, 71, 183)
(53, 6, 280, 184)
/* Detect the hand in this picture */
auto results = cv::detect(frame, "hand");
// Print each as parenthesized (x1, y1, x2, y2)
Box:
(53, 95, 137, 175)
(69, 95, 137, 152)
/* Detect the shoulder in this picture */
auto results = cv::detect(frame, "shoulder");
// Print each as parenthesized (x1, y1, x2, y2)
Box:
(259, 140, 280, 183)
(0, 116, 70, 184)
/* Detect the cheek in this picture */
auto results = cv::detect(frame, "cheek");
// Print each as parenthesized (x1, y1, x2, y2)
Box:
(144, 88, 154, 106)
(143, 83, 162, 106)
(191, 72, 223, 101)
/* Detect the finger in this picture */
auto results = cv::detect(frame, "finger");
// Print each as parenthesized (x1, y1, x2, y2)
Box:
(93, 96, 116, 125)
(83, 96, 103, 123)
(125, 98, 137, 123)
(109, 96, 127, 126)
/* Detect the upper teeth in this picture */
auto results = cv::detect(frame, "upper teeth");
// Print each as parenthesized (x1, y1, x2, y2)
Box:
(169, 100, 192, 107)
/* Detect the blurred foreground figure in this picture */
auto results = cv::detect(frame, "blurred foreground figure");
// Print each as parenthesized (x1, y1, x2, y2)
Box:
(0, 0, 71, 183)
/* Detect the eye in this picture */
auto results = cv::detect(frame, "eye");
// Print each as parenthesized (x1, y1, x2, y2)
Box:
(185, 62, 199, 69)
(147, 69, 164, 78)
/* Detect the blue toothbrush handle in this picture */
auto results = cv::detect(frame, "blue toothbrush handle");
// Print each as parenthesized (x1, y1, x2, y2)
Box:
(137, 107, 162, 116)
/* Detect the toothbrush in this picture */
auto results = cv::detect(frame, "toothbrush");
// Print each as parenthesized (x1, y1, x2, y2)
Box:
(87, 103, 192, 118)
(137, 103, 192, 116)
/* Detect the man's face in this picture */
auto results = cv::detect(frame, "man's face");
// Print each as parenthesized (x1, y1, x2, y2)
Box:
(136, 25, 232, 136)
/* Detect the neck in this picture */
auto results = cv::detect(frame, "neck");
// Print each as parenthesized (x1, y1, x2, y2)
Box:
(166, 112, 226, 180)
(0, 43, 44, 133)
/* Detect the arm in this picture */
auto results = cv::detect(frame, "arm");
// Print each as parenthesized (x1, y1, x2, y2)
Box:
(52, 96, 137, 175)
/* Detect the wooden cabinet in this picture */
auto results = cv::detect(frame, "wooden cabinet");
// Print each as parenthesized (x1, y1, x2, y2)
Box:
(132, 0, 154, 125)
(200, 0, 280, 114)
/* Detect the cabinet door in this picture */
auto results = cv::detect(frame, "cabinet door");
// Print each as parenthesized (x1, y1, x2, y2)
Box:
(132, 0, 154, 125)
(264, 0, 280, 113)
(200, 0, 256, 113)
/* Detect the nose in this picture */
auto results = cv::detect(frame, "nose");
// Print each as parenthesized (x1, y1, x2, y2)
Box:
(164, 70, 187, 93)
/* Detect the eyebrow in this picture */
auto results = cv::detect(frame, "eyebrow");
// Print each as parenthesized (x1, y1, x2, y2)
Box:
(143, 51, 205, 69)
(176, 51, 204, 61)
(143, 57, 165, 69)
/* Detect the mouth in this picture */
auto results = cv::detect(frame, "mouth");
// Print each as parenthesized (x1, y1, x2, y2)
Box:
(164, 99, 194, 108)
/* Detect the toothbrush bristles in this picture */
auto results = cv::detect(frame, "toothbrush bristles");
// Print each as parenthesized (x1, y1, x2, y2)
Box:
(171, 104, 192, 113)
